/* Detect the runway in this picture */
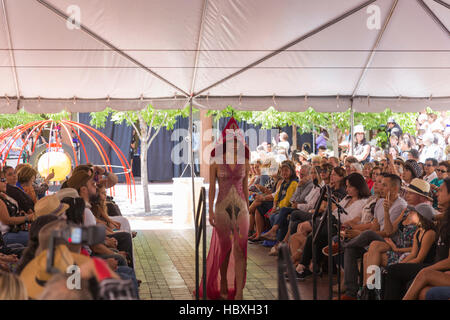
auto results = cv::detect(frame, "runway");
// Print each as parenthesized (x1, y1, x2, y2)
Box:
(133, 226, 334, 300)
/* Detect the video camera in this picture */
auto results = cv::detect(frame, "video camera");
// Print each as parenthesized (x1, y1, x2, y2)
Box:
(46, 224, 106, 274)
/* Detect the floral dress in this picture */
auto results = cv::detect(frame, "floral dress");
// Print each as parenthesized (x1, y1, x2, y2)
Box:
(386, 219, 417, 265)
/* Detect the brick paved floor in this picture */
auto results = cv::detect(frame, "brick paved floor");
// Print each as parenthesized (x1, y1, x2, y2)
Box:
(133, 226, 334, 300)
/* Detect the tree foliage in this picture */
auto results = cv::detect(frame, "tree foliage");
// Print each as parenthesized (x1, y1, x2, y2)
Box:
(207, 106, 437, 148)
(89, 105, 193, 131)
(0, 109, 71, 129)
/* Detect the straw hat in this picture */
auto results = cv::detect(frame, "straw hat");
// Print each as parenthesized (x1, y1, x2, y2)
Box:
(34, 195, 69, 217)
(404, 178, 432, 200)
(55, 188, 80, 200)
(19, 245, 90, 299)
(296, 151, 309, 160)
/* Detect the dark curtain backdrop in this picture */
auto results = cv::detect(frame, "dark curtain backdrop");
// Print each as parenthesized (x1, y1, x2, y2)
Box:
(78, 113, 132, 183)
(79, 114, 313, 182)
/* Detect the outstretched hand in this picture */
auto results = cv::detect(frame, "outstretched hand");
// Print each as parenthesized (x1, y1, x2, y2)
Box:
(209, 211, 216, 228)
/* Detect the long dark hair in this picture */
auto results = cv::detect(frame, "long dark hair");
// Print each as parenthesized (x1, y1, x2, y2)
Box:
(61, 197, 85, 225)
(15, 215, 58, 275)
(333, 167, 346, 189)
(437, 179, 450, 246)
(345, 172, 371, 199)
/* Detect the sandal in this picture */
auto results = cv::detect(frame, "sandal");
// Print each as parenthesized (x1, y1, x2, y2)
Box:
(260, 233, 277, 241)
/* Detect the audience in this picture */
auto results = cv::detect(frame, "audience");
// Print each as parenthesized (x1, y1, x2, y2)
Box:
(0, 155, 140, 301)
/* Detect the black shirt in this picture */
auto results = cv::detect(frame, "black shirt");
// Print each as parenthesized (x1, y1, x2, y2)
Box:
(6, 184, 34, 213)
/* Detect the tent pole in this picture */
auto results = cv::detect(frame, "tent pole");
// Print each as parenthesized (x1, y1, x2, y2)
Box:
(189, 97, 196, 225)
(417, 0, 450, 35)
(350, 100, 354, 156)
(1, 0, 21, 110)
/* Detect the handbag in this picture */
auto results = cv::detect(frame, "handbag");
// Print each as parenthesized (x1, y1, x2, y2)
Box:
(0, 196, 29, 233)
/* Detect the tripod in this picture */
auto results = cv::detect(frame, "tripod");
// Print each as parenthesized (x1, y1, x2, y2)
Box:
(311, 185, 348, 300)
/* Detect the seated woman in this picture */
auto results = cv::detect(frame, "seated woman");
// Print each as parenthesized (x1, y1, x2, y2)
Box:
(384, 179, 450, 300)
(0, 170, 35, 247)
(16, 166, 38, 204)
(295, 173, 370, 280)
(360, 203, 436, 299)
(319, 163, 333, 186)
(91, 184, 134, 237)
(4, 166, 35, 214)
(330, 167, 347, 200)
(370, 166, 382, 194)
(261, 166, 320, 247)
(250, 161, 297, 242)
(248, 167, 282, 239)
(363, 162, 375, 191)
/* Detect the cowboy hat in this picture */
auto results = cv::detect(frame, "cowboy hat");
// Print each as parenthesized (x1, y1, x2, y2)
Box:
(19, 245, 90, 299)
(34, 195, 69, 217)
(55, 188, 79, 201)
(404, 178, 433, 200)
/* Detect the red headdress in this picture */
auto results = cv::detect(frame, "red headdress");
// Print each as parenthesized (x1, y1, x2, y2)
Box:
(211, 117, 250, 159)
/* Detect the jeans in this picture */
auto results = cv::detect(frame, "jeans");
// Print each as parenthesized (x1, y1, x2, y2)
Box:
(289, 210, 313, 235)
(300, 216, 337, 271)
(95, 253, 128, 266)
(274, 207, 295, 242)
(2, 231, 29, 247)
(383, 263, 429, 300)
(425, 286, 450, 300)
(343, 230, 385, 297)
(108, 232, 134, 268)
(117, 265, 140, 299)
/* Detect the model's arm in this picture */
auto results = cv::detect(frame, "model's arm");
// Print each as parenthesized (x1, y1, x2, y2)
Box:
(243, 163, 250, 208)
(209, 163, 217, 227)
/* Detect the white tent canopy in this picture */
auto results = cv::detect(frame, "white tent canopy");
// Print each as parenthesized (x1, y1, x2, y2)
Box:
(0, 0, 449, 114)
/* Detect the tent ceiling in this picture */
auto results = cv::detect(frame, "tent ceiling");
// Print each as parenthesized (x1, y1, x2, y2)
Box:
(0, 0, 449, 114)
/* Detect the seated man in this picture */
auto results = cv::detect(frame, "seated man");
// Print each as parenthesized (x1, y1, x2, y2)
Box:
(337, 173, 407, 300)
(65, 171, 134, 268)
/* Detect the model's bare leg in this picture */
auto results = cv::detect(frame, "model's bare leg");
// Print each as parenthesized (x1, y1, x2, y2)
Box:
(219, 250, 231, 299)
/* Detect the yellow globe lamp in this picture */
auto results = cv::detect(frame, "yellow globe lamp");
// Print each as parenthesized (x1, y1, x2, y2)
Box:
(37, 151, 72, 182)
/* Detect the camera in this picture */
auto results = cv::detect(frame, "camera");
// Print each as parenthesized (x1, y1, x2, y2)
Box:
(46, 224, 106, 273)
(56, 225, 106, 245)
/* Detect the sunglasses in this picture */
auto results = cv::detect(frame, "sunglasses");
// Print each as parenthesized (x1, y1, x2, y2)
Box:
(436, 169, 448, 173)
(424, 164, 435, 167)
(0, 178, 6, 183)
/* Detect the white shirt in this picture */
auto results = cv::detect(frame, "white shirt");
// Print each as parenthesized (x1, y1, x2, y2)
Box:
(297, 186, 321, 211)
(424, 171, 438, 183)
(83, 202, 97, 227)
(332, 197, 367, 224)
